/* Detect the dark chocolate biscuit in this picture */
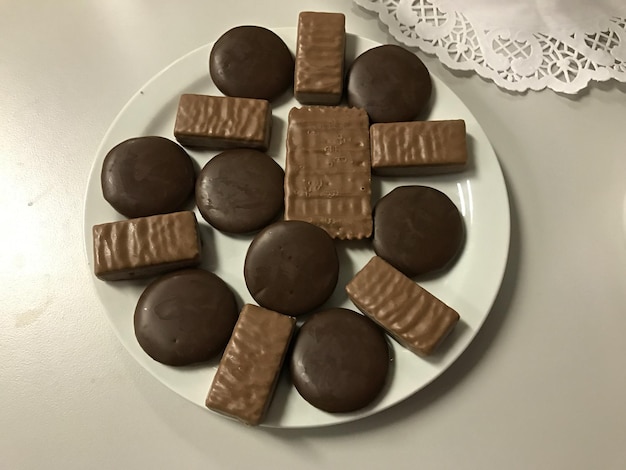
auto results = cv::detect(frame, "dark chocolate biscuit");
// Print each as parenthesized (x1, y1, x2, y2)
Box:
(290, 308, 390, 413)
(134, 269, 238, 366)
(244, 220, 339, 316)
(101, 136, 195, 218)
(209, 26, 294, 101)
(346, 44, 432, 123)
(195, 149, 284, 233)
(373, 186, 464, 277)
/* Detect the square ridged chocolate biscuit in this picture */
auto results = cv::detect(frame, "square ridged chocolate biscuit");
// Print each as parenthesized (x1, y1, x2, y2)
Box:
(370, 120, 467, 175)
(174, 94, 271, 150)
(284, 106, 372, 240)
(346, 256, 460, 356)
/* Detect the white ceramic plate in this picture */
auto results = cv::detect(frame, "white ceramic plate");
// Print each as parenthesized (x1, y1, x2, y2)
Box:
(83, 28, 510, 428)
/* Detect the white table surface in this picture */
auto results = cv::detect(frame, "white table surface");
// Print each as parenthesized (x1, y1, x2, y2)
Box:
(2, 1, 625, 468)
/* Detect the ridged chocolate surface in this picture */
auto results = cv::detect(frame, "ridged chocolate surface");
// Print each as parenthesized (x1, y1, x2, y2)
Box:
(92, 211, 201, 281)
(295, 12, 345, 105)
(174, 94, 271, 150)
(206, 304, 296, 426)
(284, 106, 372, 239)
(370, 120, 467, 174)
(346, 256, 460, 356)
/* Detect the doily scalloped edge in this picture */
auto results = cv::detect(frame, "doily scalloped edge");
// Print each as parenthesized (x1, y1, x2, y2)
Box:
(354, 0, 626, 94)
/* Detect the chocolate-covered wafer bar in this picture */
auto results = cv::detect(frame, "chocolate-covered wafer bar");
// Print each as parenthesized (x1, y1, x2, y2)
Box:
(370, 120, 467, 175)
(206, 304, 296, 426)
(284, 106, 372, 239)
(92, 211, 201, 281)
(174, 94, 272, 150)
(346, 256, 460, 356)
(294, 12, 345, 105)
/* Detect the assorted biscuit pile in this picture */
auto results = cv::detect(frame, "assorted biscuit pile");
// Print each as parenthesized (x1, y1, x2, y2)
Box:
(92, 11, 469, 426)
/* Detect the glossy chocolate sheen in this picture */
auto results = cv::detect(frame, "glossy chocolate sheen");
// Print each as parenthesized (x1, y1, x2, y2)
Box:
(244, 220, 339, 316)
(92, 211, 201, 281)
(101, 136, 195, 218)
(294, 12, 345, 105)
(210, 26, 294, 102)
(174, 94, 271, 151)
(134, 269, 238, 366)
(346, 256, 460, 356)
(373, 186, 464, 277)
(195, 149, 284, 233)
(347, 44, 432, 123)
(290, 308, 389, 413)
(206, 304, 296, 426)
(284, 106, 372, 239)
(370, 120, 468, 175)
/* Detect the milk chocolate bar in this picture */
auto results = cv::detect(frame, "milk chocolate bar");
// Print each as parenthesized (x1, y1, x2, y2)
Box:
(346, 256, 460, 356)
(206, 304, 296, 426)
(284, 106, 372, 239)
(294, 12, 345, 105)
(370, 120, 467, 175)
(92, 211, 201, 281)
(174, 94, 272, 150)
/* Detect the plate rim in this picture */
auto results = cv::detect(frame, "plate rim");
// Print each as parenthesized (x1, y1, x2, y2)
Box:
(83, 27, 511, 429)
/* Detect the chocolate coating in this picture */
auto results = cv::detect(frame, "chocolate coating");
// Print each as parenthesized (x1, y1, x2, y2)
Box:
(195, 149, 284, 233)
(206, 304, 296, 426)
(174, 94, 272, 151)
(284, 106, 372, 239)
(92, 211, 202, 281)
(373, 186, 464, 277)
(244, 220, 339, 316)
(294, 12, 345, 105)
(134, 269, 238, 366)
(210, 26, 294, 101)
(346, 256, 460, 356)
(290, 308, 389, 413)
(370, 120, 468, 175)
(101, 136, 195, 218)
(346, 44, 432, 123)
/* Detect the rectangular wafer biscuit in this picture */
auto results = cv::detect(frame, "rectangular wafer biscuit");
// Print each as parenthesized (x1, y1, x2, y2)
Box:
(174, 94, 271, 150)
(92, 211, 202, 281)
(370, 120, 467, 175)
(285, 106, 372, 239)
(205, 304, 296, 426)
(346, 256, 460, 356)
(294, 12, 345, 105)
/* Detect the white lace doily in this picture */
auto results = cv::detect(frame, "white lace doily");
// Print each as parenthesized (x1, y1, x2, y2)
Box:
(354, 0, 626, 93)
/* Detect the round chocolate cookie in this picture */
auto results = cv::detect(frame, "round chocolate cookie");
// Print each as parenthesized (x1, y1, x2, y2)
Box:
(373, 186, 464, 277)
(244, 220, 339, 316)
(346, 44, 432, 123)
(209, 26, 294, 101)
(101, 136, 195, 218)
(134, 269, 238, 366)
(195, 149, 284, 233)
(290, 308, 390, 413)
